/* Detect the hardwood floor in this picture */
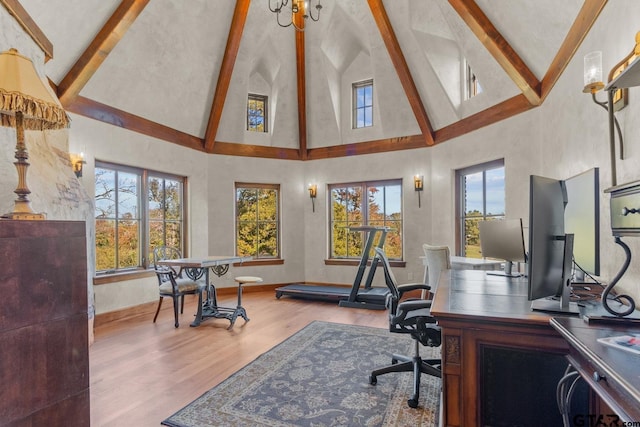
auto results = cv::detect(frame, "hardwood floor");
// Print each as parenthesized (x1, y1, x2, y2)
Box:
(90, 290, 388, 426)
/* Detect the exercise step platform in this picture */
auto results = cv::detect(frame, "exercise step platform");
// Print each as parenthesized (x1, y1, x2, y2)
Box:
(275, 283, 388, 309)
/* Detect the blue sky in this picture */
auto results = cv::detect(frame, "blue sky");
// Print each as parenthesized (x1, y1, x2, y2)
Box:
(465, 167, 505, 215)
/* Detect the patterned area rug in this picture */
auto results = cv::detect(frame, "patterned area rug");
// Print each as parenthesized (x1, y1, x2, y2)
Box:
(162, 321, 440, 427)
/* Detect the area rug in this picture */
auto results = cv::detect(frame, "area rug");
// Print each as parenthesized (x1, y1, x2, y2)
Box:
(162, 321, 440, 427)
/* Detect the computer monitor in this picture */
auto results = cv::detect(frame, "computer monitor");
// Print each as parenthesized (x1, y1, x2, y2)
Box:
(564, 168, 600, 280)
(478, 219, 527, 277)
(527, 175, 578, 315)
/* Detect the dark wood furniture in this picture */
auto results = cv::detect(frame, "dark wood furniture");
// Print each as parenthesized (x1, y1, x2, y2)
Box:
(551, 317, 640, 423)
(430, 269, 585, 427)
(0, 220, 89, 425)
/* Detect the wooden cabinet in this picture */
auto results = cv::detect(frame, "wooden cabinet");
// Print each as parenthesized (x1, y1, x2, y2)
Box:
(0, 220, 89, 426)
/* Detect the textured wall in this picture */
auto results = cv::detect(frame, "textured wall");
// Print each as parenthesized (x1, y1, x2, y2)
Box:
(0, 8, 94, 322)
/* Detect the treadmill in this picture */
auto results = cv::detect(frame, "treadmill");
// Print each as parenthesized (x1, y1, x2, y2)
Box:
(275, 226, 390, 310)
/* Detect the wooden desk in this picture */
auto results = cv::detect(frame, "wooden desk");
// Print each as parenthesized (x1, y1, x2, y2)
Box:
(430, 269, 583, 427)
(551, 317, 640, 423)
(450, 255, 503, 271)
(158, 255, 251, 327)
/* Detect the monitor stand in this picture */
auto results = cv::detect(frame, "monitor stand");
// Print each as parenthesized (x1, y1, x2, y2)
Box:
(487, 260, 522, 278)
(531, 234, 580, 316)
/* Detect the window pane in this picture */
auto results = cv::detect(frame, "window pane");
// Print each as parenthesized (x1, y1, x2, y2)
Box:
(95, 168, 115, 219)
(117, 219, 139, 268)
(247, 94, 267, 132)
(356, 109, 364, 128)
(235, 184, 280, 259)
(258, 189, 277, 221)
(95, 219, 116, 271)
(385, 185, 402, 219)
(118, 172, 139, 220)
(364, 106, 373, 127)
(237, 222, 257, 256)
(485, 168, 505, 216)
(258, 222, 278, 257)
(330, 179, 403, 260)
(148, 177, 163, 220)
(332, 222, 348, 257)
(457, 161, 505, 258)
(464, 171, 483, 215)
(385, 221, 402, 259)
(165, 222, 182, 249)
(346, 187, 362, 222)
(464, 217, 482, 258)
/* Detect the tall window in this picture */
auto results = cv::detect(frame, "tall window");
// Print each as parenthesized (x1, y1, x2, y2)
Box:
(466, 62, 482, 99)
(352, 79, 373, 129)
(235, 183, 280, 259)
(329, 179, 403, 260)
(455, 160, 505, 258)
(247, 94, 267, 132)
(95, 161, 185, 273)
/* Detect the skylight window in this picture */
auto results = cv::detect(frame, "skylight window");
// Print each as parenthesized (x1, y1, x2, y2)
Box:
(247, 94, 267, 132)
(352, 79, 373, 129)
(466, 62, 482, 99)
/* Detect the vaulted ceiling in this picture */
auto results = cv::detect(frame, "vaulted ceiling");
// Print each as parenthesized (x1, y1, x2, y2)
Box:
(5, 0, 606, 160)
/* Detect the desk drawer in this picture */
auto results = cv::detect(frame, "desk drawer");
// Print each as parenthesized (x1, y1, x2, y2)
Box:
(607, 181, 640, 235)
(567, 353, 640, 422)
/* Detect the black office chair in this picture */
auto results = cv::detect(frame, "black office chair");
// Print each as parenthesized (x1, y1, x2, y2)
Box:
(152, 246, 206, 328)
(369, 247, 442, 408)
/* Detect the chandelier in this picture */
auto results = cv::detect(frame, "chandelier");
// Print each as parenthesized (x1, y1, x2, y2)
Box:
(268, 0, 322, 31)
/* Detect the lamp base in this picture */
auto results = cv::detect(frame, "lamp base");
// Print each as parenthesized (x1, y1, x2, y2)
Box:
(2, 200, 46, 220)
(2, 211, 46, 220)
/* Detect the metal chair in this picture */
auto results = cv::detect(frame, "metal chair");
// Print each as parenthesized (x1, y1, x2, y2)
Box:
(369, 247, 442, 408)
(152, 246, 206, 328)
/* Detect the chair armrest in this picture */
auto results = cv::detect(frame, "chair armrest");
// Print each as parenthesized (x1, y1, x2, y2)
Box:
(397, 299, 433, 313)
(397, 282, 431, 298)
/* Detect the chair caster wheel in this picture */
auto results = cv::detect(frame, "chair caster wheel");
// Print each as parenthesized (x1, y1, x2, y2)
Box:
(369, 375, 377, 385)
(391, 358, 398, 364)
(408, 398, 418, 408)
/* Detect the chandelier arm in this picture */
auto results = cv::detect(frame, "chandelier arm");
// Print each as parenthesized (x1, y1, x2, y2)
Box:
(308, 3, 322, 21)
(268, 0, 288, 13)
(276, 9, 294, 28)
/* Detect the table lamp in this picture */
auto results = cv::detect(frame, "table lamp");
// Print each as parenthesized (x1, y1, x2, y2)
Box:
(0, 48, 69, 219)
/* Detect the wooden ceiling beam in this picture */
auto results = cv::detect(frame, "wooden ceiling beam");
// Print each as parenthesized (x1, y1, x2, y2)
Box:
(204, 0, 250, 152)
(367, 0, 435, 146)
(67, 96, 205, 152)
(0, 0, 53, 61)
(448, 0, 541, 106)
(434, 94, 535, 143)
(57, 0, 150, 107)
(212, 141, 300, 160)
(294, 6, 308, 160)
(307, 135, 426, 160)
(541, 0, 607, 101)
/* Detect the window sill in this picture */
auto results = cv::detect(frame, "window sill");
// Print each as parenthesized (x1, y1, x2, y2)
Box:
(324, 259, 406, 268)
(233, 259, 284, 267)
(94, 269, 156, 285)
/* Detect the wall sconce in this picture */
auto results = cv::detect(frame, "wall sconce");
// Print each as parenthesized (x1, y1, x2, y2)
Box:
(414, 175, 423, 208)
(308, 183, 317, 212)
(70, 152, 85, 178)
(583, 31, 639, 186)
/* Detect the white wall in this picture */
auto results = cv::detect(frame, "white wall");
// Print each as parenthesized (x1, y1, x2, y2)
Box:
(3, 2, 640, 315)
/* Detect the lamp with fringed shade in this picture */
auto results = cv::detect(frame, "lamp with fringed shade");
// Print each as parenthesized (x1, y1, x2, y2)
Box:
(0, 48, 69, 219)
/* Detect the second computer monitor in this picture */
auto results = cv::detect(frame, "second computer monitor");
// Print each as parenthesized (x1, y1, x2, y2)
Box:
(479, 218, 527, 277)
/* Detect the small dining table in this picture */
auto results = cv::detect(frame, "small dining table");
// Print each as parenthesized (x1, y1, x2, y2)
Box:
(157, 255, 252, 328)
